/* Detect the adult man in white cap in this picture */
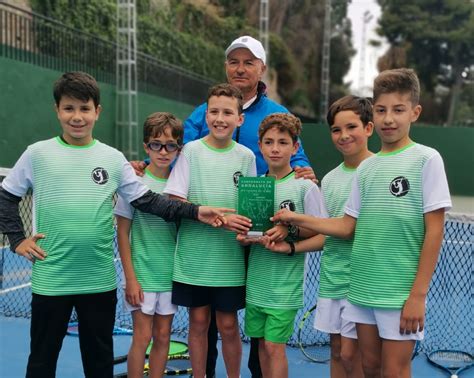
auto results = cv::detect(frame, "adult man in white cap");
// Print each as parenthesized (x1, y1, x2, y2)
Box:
(184, 35, 314, 178)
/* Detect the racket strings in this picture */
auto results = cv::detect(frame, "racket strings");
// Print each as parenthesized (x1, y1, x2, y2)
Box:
(164, 355, 192, 375)
(297, 305, 331, 363)
(430, 351, 474, 368)
(143, 355, 192, 375)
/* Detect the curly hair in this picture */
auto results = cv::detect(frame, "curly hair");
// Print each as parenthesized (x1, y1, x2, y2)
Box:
(258, 113, 302, 143)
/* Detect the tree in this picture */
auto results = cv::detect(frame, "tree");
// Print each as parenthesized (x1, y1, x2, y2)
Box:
(248, 0, 354, 117)
(30, 0, 116, 41)
(376, 0, 474, 125)
(30, 0, 355, 118)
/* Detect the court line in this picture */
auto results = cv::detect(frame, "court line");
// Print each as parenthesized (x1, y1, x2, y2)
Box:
(0, 282, 31, 294)
(0, 258, 122, 295)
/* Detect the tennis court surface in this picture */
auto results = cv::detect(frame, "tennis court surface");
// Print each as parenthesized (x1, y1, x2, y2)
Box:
(1, 209, 472, 377)
(0, 315, 464, 377)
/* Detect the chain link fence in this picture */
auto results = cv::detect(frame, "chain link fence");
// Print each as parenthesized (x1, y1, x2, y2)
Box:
(0, 2, 213, 105)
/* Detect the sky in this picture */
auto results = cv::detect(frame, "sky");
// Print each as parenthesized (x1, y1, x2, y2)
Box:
(344, 0, 389, 96)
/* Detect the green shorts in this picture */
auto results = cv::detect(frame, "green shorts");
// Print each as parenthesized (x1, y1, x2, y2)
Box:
(244, 303, 298, 343)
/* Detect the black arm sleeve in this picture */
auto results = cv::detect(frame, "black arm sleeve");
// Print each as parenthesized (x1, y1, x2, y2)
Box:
(0, 186, 26, 251)
(130, 190, 199, 222)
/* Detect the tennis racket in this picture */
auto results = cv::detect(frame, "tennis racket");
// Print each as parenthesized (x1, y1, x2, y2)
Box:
(67, 322, 133, 336)
(411, 340, 420, 360)
(427, 350, 474, 378)
(297, 304, 331, 363)
(113, 339, 189, 365)
(117, 354, 191, 377)
(163, 354, 192, 376)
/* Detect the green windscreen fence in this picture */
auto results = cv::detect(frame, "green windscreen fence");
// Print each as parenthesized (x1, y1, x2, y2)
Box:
(301, 124, 474, 196)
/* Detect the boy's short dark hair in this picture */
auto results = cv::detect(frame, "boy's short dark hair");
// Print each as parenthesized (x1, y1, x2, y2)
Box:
(326, 95, 373, 126)
(373, 68, 420, 105)
(258, 113, 302, 143)
(53, 71, 100, 107)
(143, 112, 183, 144)
(207, 83, 244, 114)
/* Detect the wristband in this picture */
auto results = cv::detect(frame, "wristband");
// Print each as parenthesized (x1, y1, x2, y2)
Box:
(288, 224, 299, 238)
(287, 241, 296, 256)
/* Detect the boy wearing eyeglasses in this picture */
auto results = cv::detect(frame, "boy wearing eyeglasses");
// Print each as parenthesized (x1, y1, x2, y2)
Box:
(114, 112, 184, 377)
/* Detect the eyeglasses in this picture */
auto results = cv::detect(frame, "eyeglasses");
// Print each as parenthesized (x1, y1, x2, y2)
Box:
(146, 142, 180, 152)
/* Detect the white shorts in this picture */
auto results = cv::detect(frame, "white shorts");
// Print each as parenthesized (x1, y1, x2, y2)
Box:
(125, 291, 178, 316)
(314, 298, 357, 339)
(342, 302, 424, 341)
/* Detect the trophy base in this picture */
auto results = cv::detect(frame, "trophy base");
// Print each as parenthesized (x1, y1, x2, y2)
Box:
(247, 231, 264, 238)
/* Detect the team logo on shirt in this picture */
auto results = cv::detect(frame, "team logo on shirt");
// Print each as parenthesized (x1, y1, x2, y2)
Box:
(233, 171, 243, 187)
(280, 200, 296, 211)
(91, 167, 109, 185)
(389, 176, 410, 197)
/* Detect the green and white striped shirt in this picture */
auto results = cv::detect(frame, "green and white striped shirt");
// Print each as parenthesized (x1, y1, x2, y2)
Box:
(319, 163, 356, 299)
(246, 172, 324, 309)
(164, 139, 257, 286)
(115, 169, 177, 292)
(2, 137, 148, 295)
(345, 143, 451, 309)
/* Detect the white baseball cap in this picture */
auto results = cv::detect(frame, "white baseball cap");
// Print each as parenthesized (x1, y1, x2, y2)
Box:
(225, 36, 266, 65)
